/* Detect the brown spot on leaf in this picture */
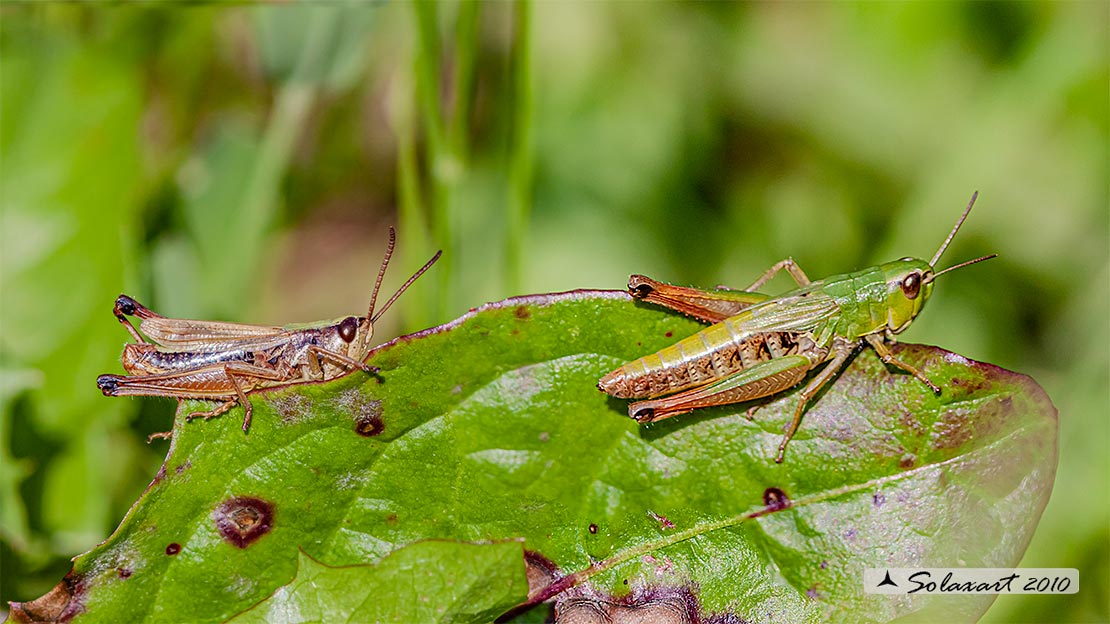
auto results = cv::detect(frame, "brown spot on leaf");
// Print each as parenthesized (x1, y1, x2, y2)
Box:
(588, 523, 598, 534)
(8, 572, 85, 623)
(337, 390, 384, 437)
(899, 453, 917, 469)
(664, 331, 673, 338)
(557, 598, 609, 623)
(949, 375, 990, 395)
(762, 487, 790, 511)
(932, 408, 975, 450)
(355, 409, 384, 437)
(514, 305, 531, 320)
(559, 591, 696, 624)
(214, 496, 274, 548)
(117, 567, 132, 579)
(555, 585, 744, 624)
(524, 550, 561, 595)
(385, 513, 399, 525)
(873, 492, 886, 507)
(165, 543, 181, 556)
(898, 409, 926, 436)
(175, 461, 191, 475)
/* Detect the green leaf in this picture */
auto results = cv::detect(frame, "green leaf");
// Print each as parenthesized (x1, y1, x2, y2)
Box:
(15, 291, 1055, 623)
(230, 542, 527, 624)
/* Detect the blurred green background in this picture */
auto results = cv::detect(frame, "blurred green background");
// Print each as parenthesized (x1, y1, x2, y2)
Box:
(1, 2, 1105, 622)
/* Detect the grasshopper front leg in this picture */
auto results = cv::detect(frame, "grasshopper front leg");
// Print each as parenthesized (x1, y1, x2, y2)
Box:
(303, 345, 379, 379)
(864, 334, 941, 394)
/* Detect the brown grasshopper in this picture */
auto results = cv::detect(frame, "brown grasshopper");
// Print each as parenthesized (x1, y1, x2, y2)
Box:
(97, 228, 440, 435)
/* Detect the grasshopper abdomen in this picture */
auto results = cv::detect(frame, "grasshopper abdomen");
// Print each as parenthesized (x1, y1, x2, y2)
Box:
(599, 328, 825, 400)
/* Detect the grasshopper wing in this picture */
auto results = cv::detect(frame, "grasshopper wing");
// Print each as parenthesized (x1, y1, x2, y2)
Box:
(115, 295, 289, 351)
(138, 316, 290, 351)
(728, 284, 841, 336)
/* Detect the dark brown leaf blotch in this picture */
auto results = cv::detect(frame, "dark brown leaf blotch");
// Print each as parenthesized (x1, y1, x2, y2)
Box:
(214, 496, 274, 548)
(761, 487, 791, 512)
(355, 411, 384, 437)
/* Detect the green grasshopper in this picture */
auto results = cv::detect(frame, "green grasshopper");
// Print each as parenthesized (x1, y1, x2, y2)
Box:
(97, 228, 440, 434)
(598, 193, 996, 463)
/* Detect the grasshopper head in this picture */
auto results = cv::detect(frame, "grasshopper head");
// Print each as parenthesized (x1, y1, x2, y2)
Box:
(334, 315, 376, 361)
(880, 258, 936, 334)
(342, 227, 442, 367)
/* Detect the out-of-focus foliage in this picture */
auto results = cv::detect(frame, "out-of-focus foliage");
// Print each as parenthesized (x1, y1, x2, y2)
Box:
(0, 2, 1105, 622)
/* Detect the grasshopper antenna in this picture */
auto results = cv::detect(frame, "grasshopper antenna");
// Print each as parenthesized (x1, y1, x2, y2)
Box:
(370, 248, 443, 323)
(366, 227, 397, 321)
(926, 253, 998, 283)
(930, 191, 978, 268)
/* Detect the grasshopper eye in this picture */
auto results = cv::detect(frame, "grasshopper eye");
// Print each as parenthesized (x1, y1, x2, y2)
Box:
(900, 272, 922, 300)
(338, 317, 359, 343)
